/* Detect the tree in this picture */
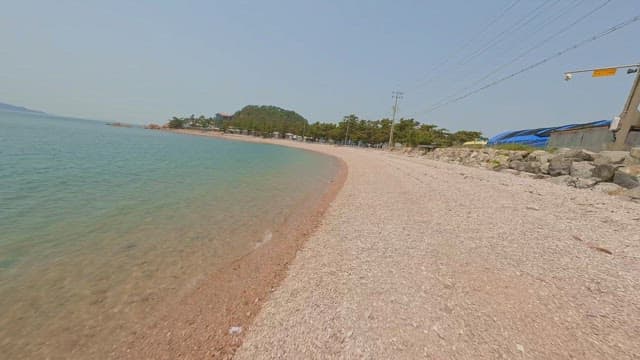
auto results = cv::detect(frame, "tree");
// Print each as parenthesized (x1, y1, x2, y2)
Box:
(168, 117, 184, 129)
(164, 107, 485, 148)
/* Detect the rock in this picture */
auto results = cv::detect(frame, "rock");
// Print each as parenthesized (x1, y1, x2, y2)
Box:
(593, 151, 628, 165)
(540, 162, 550, 174)
(574, 178, 598, 189)
(229, 326, 243, 335)
(519, 172, 539, 179)
(591, 164, 618, 181)
(548, 156, 572, 176)
(570, 162, 596, 179)
(547, 175, 575, 186)
(613, 166, 640, 189)
(501, 169, 521, 176)
(624, 187, 640, 199)
(508, 151, 529, 161)
(557, 149, 595, 161)
(509, 160, 527, 172)
(488, 155, 509, 170)
(630, 147, 640, 160)
(593, 182, 625, 195)
(527, 150, 553, 163)
(524, 161, 542, 174)
(592, 164, 617, 182)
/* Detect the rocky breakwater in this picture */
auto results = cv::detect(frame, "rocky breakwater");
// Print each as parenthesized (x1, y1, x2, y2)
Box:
(416, 147, 640, 200)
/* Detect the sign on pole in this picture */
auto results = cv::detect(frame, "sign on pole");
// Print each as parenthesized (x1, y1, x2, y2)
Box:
(592, 68, 617, 77)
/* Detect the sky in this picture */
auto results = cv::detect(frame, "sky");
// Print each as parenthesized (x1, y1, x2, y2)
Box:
(1, 0, 639, 136)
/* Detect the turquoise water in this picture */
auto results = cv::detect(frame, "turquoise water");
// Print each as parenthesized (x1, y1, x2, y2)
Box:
(0, 111, 339, 358)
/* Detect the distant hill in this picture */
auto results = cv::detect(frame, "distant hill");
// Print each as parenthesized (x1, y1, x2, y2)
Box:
(228, 105, 308, 134)
(0, 102, 46, 114)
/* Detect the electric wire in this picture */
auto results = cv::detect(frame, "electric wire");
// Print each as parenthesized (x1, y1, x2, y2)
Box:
(409, 0, 523, 91)
(407, 13, 640, 118)
(425, 0, 610, 112)
(457, 0, 560, 66)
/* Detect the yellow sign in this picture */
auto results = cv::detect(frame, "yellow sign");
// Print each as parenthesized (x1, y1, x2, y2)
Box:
(592, 68, 617, 77)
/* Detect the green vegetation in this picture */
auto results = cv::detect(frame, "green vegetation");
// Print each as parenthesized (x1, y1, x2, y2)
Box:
(166, 106, 485, 147)
(166, 106, 308, 134)
(306, 115, 484, 147)
(168, 117, 185, 129)
(229, 105, 308, 135)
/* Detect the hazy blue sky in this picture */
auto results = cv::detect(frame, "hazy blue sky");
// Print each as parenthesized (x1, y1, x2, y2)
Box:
(1, 0, 638, 136)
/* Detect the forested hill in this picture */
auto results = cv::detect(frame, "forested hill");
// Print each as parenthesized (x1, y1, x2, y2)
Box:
(229, 105, 308, 135)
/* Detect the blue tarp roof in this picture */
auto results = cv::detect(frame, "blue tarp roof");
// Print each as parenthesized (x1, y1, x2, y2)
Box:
(487, 120, 611, 148)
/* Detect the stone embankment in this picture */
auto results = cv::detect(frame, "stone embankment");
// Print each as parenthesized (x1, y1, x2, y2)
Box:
(407, 147, 640, 200)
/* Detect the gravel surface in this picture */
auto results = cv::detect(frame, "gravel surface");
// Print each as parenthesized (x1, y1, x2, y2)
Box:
(235, 145, 640, 359)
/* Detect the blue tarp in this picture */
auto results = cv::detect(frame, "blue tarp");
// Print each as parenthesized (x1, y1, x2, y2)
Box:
(487, 120, 611, 148)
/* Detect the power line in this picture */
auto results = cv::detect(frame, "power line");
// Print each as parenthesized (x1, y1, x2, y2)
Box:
(409, 0, 523, 91)
(496, 0, 586, 54)
(457, 0, 560, 66)
(424, 0, 611, 112)
(408, 13, 640, 117)
(417, 0, 563, 97)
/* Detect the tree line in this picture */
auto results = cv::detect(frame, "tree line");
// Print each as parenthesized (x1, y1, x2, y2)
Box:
(167, 106, 484, 147)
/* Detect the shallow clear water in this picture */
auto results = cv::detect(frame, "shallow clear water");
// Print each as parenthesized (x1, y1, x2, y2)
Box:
(0, 111, 339, 357)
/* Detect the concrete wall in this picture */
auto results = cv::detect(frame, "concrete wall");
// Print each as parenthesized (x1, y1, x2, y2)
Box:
(548, 127, 614, 152)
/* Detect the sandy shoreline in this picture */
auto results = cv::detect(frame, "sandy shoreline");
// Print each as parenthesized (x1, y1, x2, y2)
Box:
(224, 135, 639, 359)
(123, 129, 640, 359)
(112, 129, 347, 359)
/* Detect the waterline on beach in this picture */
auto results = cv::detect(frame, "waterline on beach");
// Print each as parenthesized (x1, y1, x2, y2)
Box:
(0, 111, 341, 358)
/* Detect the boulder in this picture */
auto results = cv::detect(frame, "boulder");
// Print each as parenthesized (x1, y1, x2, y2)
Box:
(490, 155, 510, 169)
(593, 151, 628, 165)
(547, 175, 575, 186)
(527, 150, 553, 163)
(500, 168, 521, 176)
(548, 156, 572, 176)
(540, 162, 550, 174)
(624, 187, 640, 199)
(593, 182, 625, 195)
(613, 166, 640, 189)
(509, 160, 527, 172)
(574, 178, 598, 189)
(556, 148, 595, 161)
(570, 161, 596, 179)
(508, 151, 530, 162)
(592, 164, 618, 182)
(519, 172, 540, 179)
(524, 161, 542, 174)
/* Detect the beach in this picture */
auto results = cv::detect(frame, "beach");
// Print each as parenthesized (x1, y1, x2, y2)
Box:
(154, 130, 640, 359)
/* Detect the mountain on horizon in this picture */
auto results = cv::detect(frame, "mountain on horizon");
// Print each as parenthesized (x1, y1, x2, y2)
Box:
(0, 102, 46, 114)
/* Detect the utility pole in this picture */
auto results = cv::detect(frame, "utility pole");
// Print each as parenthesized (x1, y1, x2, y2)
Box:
(389, 91, 403, 149)
(564, 63, 640, 150)
(344, 116, 351, 145)
(613, 66, 640, 149)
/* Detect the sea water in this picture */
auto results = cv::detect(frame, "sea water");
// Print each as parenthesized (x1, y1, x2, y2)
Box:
(0, 111, 339, 358)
